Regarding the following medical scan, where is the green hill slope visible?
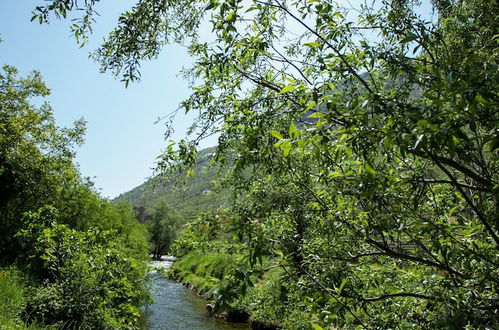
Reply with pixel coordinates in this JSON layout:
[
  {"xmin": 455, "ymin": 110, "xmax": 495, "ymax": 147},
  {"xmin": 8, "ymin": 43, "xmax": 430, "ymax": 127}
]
[{"xmin": 113, "ymin": 147, "xmax": 230, "ymax": 222}]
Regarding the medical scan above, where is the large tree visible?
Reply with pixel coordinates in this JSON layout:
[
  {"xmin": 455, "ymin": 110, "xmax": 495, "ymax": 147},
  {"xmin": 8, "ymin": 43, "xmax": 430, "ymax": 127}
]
[
  {"xmin": 35, "ymin": 0, "xmax": 498, "ymax": 327},
  {"xmin": 0, "ymin": 65, "xmax": 85, "ymax": 264},
  {"xmin": 148, "ymin": 200, "xmax": 179, "ymax": 260},
  {"xmin": 0, "ymin": 64, "xmax": 151, "ymax": 328}
]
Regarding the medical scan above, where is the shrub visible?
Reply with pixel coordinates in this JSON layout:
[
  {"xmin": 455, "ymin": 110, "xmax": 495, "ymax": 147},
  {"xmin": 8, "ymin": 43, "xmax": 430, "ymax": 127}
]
[{"xmin": 17, "ymin": 206, "xmax": 151, "ymax": 329}]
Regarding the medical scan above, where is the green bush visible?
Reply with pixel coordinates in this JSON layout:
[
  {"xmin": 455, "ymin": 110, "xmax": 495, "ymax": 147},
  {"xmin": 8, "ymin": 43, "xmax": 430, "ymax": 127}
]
[{"xmin": 17, "ymin": 206, "xmax": 150, "ymax": 329}]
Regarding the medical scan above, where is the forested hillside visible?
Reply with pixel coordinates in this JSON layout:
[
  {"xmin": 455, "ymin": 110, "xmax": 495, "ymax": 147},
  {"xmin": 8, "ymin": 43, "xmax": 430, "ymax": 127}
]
[{"xmin": 114, "ymin": 146, "xmax": 231, "ymax": 221}]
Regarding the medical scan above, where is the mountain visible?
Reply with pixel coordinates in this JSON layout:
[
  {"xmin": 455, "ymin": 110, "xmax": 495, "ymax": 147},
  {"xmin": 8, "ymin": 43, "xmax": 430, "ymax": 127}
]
[{"xmin": 113, "ymin": 147, "xmax": 231, "ymax": 222}]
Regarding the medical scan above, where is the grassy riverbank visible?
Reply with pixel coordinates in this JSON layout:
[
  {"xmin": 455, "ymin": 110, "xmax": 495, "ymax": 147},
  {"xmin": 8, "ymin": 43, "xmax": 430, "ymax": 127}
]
[
  {"xmin": 167, "ymin": 252, "xmax": 287, "ymax": 329},
  {"xmin": 167, "ymin": 211, "xmax": 319, "ymax": 329}
]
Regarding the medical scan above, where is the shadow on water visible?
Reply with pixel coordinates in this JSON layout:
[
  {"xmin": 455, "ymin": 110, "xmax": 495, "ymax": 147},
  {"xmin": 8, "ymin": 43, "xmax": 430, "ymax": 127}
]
[{"xmin": 144, "ymin": 260, "xmax": 250, "ymax": 330}]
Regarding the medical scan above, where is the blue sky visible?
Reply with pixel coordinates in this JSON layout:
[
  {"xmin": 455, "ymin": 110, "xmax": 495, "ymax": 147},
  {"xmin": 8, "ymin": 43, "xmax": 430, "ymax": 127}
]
[{"xmin": 0, "ymin": 2, "xmax": 214, "ymax": 198}]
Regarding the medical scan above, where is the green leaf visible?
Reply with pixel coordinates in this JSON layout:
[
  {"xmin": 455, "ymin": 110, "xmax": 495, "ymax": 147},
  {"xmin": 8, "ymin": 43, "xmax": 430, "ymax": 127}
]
[
  {"xmin": 306, "ymin": 101, "xmax": 316, "ymax": 111},
  {"xmin": 60, "ymin": 6, "xmax": 67, "ymax": 18},
  {"xmin": 205, "ymin": 0, "xmax": 218, "ymax": 11},
  {"xmin": 280, "ymin": 140, "xmax": 292, "ymax": 157},
  {"xmin": 364, "ymin": 162, "xmax": 376, "ymax": 177},
  {"xmin": 400, "ymin": 34, "xmax": 418, "ymax": 43},
  {"xmin": 492, "ymin": 184, "xmax": 499, "ymax": 198},
  {"xmin": 338, "ymin": 134, "xmax": 349, "ymax": 142},
  {"xmin": 289, "ymin": 121, "xmax": 299, "ymax": 138},
  {"xmin": 279, "ymin": 85, "xmax": 295, "ymax": 94},
  {"xmin": 338, "ymin": 278, "xmax": 347, "ymax": 293},
  {"xmin": 328, "ymin": 172, "xmax": 344, "ymax": 178},
  {"xmin": 308, "ymin": 112, "xmax": 324, "ymax": 118},
  {"xmin": 447, "ymin": 206, "xmax": 460, "ymax": 217},
  {"xmin": 270, "ymin": 131, "xmax": 283, "ymax": 140},
  {"xmin": 312, "ymin": 324, "xmax": 325, "ymax": 330},
  {"xmin": 476, "ymin": 93, "xmax": 489, "ymax": 105},
  {"xmin": 226, "ymin": 11, "xmax": 237, "ymax": 23},
  {"xmin": 304, "ymin": 41, "xmax": 320, "ymax": 48}
]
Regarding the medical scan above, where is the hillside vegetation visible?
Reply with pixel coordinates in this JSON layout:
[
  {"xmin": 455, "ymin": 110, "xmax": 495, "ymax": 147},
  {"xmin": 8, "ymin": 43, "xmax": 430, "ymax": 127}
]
[{"xmin": 114, "ymin": 147, "xmax": 231, "ymax": 222}]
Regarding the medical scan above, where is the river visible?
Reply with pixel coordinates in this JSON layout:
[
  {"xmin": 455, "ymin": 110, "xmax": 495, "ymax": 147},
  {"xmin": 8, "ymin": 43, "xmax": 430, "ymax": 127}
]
[{"xmin": 144, "ymin": 259, "xmax": 251, "ymax": 330}]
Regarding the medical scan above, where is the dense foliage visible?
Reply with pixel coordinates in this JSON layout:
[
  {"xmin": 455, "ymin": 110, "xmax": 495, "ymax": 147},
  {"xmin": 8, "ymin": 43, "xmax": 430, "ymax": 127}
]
[
  {"xmin": 0, "ymin": 65, "xmax": 150, "ymax": 328},
  {"xmin": 148, "ymin": 201, "xmax": 180, "ymax": 259},
  {"xmin": 18, "ymin": 206, "xmax": 150, "ymax": 328},
  {"xmin": 0, "ymin": 267, "xmax": 55, "ymax": 329},
  {"xmin": 0, "ymin": 65, "xmax": 84, "ymax": 264},
  {"xmin": 36, "ymin": 0, "xmax": 498, "ymax": 328}
]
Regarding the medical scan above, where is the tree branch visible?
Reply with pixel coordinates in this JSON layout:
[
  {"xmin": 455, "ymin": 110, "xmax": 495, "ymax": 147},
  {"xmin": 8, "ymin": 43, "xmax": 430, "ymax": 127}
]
[
  {"xmin": 410, "ymin": 150, "xmax": 493, "ymax": 189},
  {"xmin": 417, "ymin": 179, "xmax": 491, "ymax": 192},
  {"xmin": 430, "ymin": 155, "xmax": 499, "ymax": 247},
  {"xmin": 362, "ymin": 292, "xmax": 437, "ymax": 302},
  {"xmin": 366, "ymin": 238, "xmax": 465, "ymax": 277}
]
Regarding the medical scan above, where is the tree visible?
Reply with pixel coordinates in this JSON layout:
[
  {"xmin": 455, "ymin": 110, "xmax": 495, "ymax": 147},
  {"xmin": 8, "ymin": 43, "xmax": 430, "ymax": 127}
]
[
  {"xmin": 148, "ymin": 201, "xmax": 179, "ymax": 260},
  {"xmin": 0, "ymin": 65, "xmax": 85, "ymax": 264},
  {"xmin": 34, "ymin": 0, "xmax": 498, "ymax": 327},
  {"xmin": 0, "ymin": 64, "xmax": 151, "ymax": 328}
]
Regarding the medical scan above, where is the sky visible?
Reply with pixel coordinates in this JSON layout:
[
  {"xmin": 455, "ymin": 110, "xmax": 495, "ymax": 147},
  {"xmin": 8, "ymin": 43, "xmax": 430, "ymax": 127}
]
[{"xmin": 0, "ymin": 1, "xmax": 215, "ymax": 199}]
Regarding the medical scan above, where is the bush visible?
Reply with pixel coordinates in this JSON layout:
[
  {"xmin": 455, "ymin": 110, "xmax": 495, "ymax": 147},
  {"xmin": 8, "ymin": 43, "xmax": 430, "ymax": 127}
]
[{"xmin": 17, "ymin": 206, "xmax": 151, "ymax": 329}]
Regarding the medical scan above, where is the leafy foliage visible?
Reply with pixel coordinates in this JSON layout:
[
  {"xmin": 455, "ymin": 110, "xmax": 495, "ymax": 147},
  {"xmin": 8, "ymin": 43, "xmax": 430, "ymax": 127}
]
[
  {"xmin": 35, "ymin": 0, "xmax": 498, "ymax": 327},
  {"xmin": 0, "ymin": 267, "xmax": 56, "ymax": 329},
  {"xmin": 0, "ymin": 64, "xmax": 150, "ymax": 328},
  {"xmin": 0, "ymin": 65, "xmax": 85, "ymax": 264},
  {"xmin": 17, "ymin": 206, "xmax": 150, "ymax": 329},
  {"xmin": 168, "ymin": 211, "xmax": 253, "ymax": 319},
  {"xmin": 148, "ymin": 201, "xmax": 180, "ymax": 259}
]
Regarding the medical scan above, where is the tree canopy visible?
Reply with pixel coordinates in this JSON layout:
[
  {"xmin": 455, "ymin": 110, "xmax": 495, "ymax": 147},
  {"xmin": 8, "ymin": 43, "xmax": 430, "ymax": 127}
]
[
  {"xmin": 34, "ymin": 0, "xmax": 498, "ymax": 327},
  {"xmin": 0, "ymin": 65, "xmax": 85, "ymax": 263},
  {"xmin": 148, "ymin": 200, "xmax": 180, "ymax": 259},
  {"xmin": 0, "ymin": 64, "xmax": 150, "ymax": 328}
]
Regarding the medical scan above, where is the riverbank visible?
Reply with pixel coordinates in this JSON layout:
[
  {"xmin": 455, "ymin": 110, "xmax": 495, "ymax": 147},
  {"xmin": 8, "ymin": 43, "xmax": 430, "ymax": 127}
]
[
  {"xmin": 166, "ymin": 252, "xmax": 283, "ymax": 330},
  {"xmin": 147, "ymin": 258, "xmax": 250, "ymax": 329},
  {"xmin": 166, "ymin": 211, "xmax": 326, "ymax": 329}
]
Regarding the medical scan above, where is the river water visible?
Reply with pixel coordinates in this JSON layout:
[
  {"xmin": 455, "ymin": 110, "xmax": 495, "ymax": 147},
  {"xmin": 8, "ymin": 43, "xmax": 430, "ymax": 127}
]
[{"xmin": 144, "ymin": 259, "xmax": 250, "ymax": 330}]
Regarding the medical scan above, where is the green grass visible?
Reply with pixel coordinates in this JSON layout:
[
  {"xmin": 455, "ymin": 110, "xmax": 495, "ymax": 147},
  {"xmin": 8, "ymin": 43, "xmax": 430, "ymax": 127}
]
[
  {"xmin": 0, "ymin": 267, "xmax": 57, "ymax": 330},
  {"xmin": 168, "ymin": 252, "xmax": 236, "ymax": 297},
  {"xmin": 0, "ymin": 267, "xmax": 25, "ymax": 328}
]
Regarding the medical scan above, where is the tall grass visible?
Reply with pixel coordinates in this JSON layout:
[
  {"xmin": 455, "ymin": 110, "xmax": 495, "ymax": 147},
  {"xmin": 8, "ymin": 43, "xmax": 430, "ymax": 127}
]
[
  {"xmin": 0, "ymin": 267, "xmax": 57, "ymax": 330},
  {"xmin": 169, "ymin": 252, "xmax": 236, "ymax": 296}
]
